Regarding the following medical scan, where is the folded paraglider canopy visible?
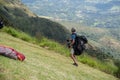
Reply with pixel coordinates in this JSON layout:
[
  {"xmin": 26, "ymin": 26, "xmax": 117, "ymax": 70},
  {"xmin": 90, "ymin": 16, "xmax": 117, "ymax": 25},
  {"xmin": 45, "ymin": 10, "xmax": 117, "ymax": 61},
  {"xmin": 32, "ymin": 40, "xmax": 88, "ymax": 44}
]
[{"xmin": 0, "ymin": 45, "xmax": 25, "ymax": 61}]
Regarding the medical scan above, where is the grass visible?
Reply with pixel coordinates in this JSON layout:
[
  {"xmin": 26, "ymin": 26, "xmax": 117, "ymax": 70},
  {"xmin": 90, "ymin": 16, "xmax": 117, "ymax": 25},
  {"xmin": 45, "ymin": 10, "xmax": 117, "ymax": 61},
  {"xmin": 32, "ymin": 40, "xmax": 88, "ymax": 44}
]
[
  {"xmin": 2, "ymin": 27, "xmax": 70, "ymax": 56},
  {"xmin": 39, "ymin": 38, "xmax": 69, "ymax": 56},
  {"xmin": 3, "ymin": 27, "xmax": 37, "ymax": 43},
  {"xmin": 0, "ymin": 30, "xmax": 119, "ymax": 80},
  {"xmin": 78, "ymin": 54, "xmax": 118, "ymax": 74},
  {"xmin": 0, "ymin": 27, "xmax": 119, "ymax": 79}
]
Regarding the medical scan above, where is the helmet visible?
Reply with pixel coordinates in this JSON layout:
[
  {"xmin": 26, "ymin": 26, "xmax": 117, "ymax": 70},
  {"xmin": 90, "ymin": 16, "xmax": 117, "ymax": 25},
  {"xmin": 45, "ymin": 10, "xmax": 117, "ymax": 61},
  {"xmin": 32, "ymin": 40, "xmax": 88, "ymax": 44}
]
[{"xmin": 71, "ymin": 28, "xmax": 76, "ymax": 32}]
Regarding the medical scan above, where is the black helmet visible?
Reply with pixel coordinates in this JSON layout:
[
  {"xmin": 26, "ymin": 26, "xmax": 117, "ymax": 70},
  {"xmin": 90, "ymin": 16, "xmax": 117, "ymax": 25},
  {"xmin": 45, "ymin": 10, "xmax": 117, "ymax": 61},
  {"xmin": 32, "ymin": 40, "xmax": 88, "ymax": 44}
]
[{"xmin": 71, "ymin": 28, "xmax": 76, "ymax": 32}]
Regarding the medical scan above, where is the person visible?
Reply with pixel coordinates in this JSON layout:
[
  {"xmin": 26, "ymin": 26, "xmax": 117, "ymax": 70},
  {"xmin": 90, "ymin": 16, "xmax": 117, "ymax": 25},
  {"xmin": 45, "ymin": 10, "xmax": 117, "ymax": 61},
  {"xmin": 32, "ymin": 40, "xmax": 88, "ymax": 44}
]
[
  {"xmin": 0, "ymin": 19, "xmax": 4, "ymax": 29},
  {"xmin": 70, "ymin": 28, "xmax": 78, "ymax": 66}
]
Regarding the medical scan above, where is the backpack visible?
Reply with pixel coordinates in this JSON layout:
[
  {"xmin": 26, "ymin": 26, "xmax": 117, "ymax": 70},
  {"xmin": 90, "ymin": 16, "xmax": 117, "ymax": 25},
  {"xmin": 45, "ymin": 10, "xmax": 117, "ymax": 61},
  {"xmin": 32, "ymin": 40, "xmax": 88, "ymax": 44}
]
[{"xmin": 73, "ymin": 35, "xmax": 88, "ymax": 55}]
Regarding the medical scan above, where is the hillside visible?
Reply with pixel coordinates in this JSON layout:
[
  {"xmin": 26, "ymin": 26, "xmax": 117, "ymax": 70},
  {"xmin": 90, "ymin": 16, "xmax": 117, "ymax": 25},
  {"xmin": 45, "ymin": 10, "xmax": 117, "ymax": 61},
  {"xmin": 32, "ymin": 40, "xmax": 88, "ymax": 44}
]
[
  {"xmin": 0, "ymin": 0, "xmax": 69, "ymax": 43},
  {"xmin": 0, "ymin": 30, "xmax": 118, "ymax": 80},
  {"xmin": 21, "ymin": 0, "xmax": 120, "ymax": 61}
]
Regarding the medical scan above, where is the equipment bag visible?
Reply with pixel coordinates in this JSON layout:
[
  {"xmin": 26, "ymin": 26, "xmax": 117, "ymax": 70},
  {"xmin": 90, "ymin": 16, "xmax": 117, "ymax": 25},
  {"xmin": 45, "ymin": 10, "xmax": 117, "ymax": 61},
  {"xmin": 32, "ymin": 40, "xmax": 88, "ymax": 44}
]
[
  {"xmin": 0, "ymin": 46, "xmax": 25, "ymax": 61},
  {"xmin": 73, "ymin": 35, "xmax": 88, "ymax": 55}
]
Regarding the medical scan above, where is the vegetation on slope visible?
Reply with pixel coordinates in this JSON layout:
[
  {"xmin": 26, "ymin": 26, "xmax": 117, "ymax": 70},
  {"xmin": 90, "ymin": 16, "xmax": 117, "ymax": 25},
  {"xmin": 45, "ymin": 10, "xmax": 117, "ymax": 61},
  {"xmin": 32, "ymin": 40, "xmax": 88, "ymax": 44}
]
[
  {"xmin": 59, "ymin": 21, "xmax": 120, "ymax": 78},
  {"xmin": 0, "ymin": 27, "xmax": 119, "ymax": 80},
  {"xmin": 0, "ymin": 26, "xmax": 119, "ymax": 78},
  {"xmin": 0, "ymin": 0, "xmax": 119, "ymax": 79}
]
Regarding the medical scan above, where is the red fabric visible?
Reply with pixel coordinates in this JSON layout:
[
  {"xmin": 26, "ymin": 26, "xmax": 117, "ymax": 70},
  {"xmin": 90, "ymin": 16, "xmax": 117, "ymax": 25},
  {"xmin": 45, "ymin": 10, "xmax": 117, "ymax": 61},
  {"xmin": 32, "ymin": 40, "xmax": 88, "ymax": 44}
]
[
  {"xmin": 17, "ymin": 53, "xmax": 25, "ymax": 61},
  {"xmin": 0, "ymin": 45, "xmax": 25, "ymax": 61},
  {"xmin": 10, "ymin": 49, "xmax": 25, "ymax": 61}
]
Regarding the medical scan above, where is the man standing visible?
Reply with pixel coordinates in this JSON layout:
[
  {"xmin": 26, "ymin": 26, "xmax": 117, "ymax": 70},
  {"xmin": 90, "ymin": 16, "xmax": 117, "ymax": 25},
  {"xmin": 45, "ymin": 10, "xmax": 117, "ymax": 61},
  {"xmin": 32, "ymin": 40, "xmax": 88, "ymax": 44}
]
[
  {"xmin": 70, "ymin": 28, "xmax": 78, "ymax": 66},
  {"xmin": 0, "ymin": 19, "xmax": 4, "ymax": 29}
]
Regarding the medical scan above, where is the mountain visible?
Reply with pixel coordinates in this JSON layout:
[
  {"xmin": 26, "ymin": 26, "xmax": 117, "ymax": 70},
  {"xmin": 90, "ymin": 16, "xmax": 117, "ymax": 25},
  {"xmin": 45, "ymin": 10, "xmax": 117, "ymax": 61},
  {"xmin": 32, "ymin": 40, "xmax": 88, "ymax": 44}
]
[
  {"xmin": 0, "ymin": 0, "xmax": 69, "ymax": 43},
  {"xmin": 22, "ymin": 0, "xmax": 120, "ymax": 28}
]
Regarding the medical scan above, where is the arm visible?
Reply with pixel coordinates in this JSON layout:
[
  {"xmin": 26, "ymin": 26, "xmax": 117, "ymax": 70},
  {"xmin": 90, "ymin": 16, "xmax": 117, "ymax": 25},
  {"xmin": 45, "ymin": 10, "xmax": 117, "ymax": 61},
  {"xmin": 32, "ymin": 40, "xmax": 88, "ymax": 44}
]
[
  {"xmin": 70, "ymin": 34, "xmax": 76, "ymax": 48},
  {"xmin": 71, "ymin": 39, "xmax": 75, "ymax": 46}
]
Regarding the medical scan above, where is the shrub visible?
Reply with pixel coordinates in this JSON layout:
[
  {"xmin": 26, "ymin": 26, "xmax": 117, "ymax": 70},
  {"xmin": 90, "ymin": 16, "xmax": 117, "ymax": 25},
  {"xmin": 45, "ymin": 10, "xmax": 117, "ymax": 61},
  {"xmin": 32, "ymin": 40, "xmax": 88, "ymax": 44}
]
[
  {"xmin": 2, "ymin": 27, "xmax": 37, "ymax": 43},
  {"xmin": 78, "ymin": 54, "xmax": 118, "ymax": 75}
]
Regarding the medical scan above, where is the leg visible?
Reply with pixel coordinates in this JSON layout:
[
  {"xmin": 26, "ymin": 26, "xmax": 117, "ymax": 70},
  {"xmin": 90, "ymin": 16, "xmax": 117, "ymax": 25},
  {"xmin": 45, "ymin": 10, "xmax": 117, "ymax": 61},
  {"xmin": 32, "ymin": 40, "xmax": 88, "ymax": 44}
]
[
  {"xmin": 70, "ymin": 54, "xmax": 77, "ymax": 63},
  {"xmin": 70, "ymin": 48, "xmax": 78, "ymax": 66}
]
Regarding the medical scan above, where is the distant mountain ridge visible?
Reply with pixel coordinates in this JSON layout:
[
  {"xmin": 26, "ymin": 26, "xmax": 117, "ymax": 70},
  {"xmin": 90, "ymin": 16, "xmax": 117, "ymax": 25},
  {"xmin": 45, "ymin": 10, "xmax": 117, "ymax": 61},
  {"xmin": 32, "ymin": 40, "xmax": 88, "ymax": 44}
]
[{"xmin": 22, "ymin": 0, "xmax": 120, "ymax": 28}]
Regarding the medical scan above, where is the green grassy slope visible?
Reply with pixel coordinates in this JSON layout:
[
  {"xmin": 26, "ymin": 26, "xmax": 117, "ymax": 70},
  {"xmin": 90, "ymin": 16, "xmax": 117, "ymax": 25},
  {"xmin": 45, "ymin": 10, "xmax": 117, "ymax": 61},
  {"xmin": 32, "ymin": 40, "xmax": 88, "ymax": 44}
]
[{"xmin": 0, "ymin": 32, "xmax": 118, "ymax": 80}]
